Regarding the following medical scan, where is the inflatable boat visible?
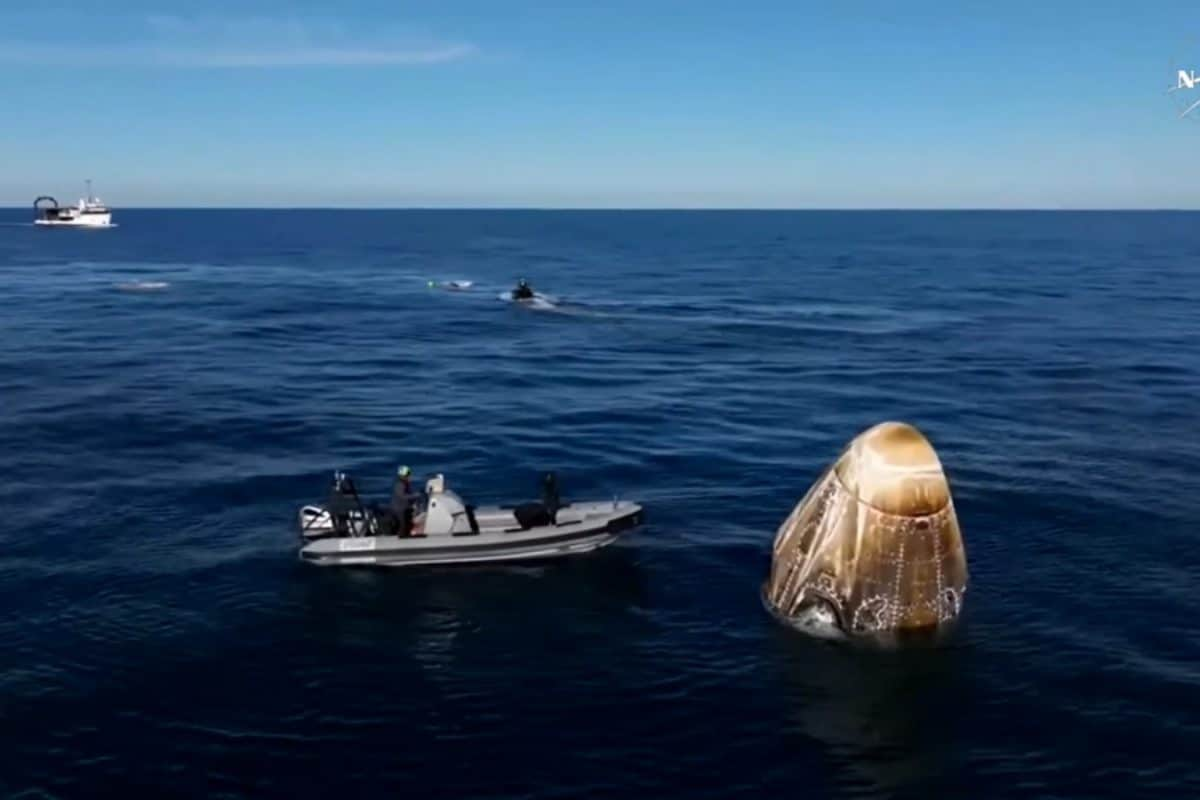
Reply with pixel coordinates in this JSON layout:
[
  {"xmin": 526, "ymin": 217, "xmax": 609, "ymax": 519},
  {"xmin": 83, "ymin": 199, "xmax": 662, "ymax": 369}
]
[{"xmin": 297, "ymin": 471, "xmax": 643, "ymax": 567}]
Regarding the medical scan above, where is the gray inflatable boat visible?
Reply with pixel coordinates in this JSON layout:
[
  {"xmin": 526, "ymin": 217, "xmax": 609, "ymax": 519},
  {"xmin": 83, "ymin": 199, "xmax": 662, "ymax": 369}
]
[{"xmin": 297, "ymin": 471, "xmax": 643, "ymax": 567}]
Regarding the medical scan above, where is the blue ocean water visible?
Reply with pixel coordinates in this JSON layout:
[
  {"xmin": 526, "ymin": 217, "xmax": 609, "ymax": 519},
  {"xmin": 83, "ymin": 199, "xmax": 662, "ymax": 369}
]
[{"xmin": 0, "ymin": 209, "xmax": 1197, "ymax": 798}]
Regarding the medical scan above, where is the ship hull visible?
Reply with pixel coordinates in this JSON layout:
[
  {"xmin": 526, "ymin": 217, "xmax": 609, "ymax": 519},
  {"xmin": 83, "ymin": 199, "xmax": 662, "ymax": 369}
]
[{"xmin": 35, "ymin": 213, "xmax": 113, "ymax": 228}]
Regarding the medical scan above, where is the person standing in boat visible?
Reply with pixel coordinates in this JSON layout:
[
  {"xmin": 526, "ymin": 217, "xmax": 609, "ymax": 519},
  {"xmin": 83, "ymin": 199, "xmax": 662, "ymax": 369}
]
[{"xmin": 391, "ymin": 465, "xmax": 419, "ymax": 536}]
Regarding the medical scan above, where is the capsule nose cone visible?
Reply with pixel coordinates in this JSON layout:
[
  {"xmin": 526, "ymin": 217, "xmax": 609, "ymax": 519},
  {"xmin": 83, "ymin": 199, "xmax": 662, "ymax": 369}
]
[
  {"xmin": 833, "ymin": 421, "xmax": 950, "ymax": 516},
  {"xmin": 765, "ymin": 421, "xmax": 967, "ymax": 643}
]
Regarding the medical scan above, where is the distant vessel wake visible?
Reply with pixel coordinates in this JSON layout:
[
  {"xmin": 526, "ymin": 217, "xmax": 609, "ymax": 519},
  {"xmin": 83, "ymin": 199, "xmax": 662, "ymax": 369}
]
[
  {"xmin": 115, "ymin": 280, "xmax": 170, "ymax": 292},
  {"xmin": 499, "ymin": 290, "xmax": 560, "ymax": 311}
]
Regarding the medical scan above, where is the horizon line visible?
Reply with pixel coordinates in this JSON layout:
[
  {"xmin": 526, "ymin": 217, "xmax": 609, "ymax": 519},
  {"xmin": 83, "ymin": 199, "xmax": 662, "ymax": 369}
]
[{"xmin": 3, "ymin": 205, "xmax": 1200, "ymax": 213}]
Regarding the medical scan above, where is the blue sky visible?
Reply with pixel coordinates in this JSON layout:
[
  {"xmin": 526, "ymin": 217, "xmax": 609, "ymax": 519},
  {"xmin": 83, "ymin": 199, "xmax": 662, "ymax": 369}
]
[{"xmin": 1, "ymin": 1, "xmax": 1197, "ymax": 207}]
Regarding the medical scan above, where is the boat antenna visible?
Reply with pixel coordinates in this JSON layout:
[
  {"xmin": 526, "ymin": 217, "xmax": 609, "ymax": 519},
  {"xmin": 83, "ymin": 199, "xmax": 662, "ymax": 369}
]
[{"xmin": 86, "ymin": 179, "xmax": 93, "ymax": 202}]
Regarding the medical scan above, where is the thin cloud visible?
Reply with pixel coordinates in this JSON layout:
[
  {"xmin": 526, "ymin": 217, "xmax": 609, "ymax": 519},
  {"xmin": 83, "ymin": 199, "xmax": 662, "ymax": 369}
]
[
  {"xmin": 0, "ymin": 42, "xmax": 476, "ymax": 67},
  {"xmin": 181, "ymin": 44, "xmax": 476, "ymax": 67},
  {"xmin": 0, "ymin": 15, "xmax": 477, "ymax": 68}
]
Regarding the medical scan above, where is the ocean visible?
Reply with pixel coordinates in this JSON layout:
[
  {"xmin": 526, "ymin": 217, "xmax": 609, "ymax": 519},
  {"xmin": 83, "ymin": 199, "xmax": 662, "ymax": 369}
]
[{"xmin": 0, "ymin": 209, "xmax": 1197, "ymax": 798}]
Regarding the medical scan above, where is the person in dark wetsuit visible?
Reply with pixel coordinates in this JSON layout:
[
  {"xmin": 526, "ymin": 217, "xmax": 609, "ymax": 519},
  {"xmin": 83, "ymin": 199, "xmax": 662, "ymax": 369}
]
[
  {"xmin": 391, "ymin": 465, "xmax": 418, "ymax": 536},
  {"xmin": 327, "ymin": 472, "xmax": 359, "ymax": 535},
  {"xmin": 511, "ymin": 279, "xmax": 535, "ymax": 300},
  {"xmin": 542, "ymin": 472, "xmax": 561, "ymax": 521}
]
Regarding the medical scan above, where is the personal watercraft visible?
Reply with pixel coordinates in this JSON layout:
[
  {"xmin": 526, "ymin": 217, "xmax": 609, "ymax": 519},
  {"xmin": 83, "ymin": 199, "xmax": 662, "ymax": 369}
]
[{"xmin": 511, "ymin": 279, "xmax": 535, "ymax": 301}]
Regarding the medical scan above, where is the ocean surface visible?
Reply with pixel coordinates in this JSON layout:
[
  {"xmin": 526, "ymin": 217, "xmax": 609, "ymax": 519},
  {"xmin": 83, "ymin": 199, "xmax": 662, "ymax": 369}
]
[{"xmin": 0, "ymin": 209, "xmax": 1197, "ymax": 798}]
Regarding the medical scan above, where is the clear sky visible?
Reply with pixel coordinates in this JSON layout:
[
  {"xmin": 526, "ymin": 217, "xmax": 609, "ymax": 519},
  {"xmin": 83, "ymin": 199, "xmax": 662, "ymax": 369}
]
[{"xmin": 1, "ymin": 1, "xmax": 1197, "ymax": 208}]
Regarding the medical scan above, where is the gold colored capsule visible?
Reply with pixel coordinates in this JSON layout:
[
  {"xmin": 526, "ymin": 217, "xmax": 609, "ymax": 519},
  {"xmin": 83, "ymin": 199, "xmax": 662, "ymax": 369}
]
[{"xmin": 763, "ymin": 422, "xmax": 968, "ymax": 643}]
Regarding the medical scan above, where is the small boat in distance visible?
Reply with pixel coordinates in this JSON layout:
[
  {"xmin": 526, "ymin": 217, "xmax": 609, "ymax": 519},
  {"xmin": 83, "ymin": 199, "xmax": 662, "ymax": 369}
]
[{"xmin": 34, "ymin": 181, "xmax": 113, "ymax": 228}]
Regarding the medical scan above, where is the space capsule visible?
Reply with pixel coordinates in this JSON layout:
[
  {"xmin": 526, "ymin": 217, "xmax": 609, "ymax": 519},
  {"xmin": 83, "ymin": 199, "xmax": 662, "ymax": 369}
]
[{"xmin": 763, "ymin": 421, "xmax": 967, "ymax": 643}]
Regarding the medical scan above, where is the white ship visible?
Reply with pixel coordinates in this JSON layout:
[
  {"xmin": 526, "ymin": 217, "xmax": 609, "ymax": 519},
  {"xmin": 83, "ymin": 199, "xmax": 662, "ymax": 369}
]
[{"xmin": 34, "ymin": 181, "xmax": 113, "ymax": 228}]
